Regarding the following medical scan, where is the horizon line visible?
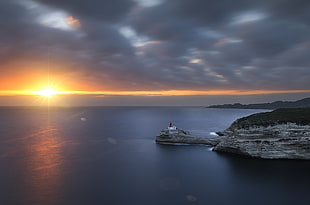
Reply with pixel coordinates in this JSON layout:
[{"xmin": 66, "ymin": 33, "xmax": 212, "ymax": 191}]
[{"xmin": 0, "ymin": 89, "xmax": 309, "ymax": 97}]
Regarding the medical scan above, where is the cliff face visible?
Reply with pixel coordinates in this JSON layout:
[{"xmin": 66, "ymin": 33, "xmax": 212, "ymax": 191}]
[
  {"xmin": 214, "ymin": 108, "xmax": 310, "ymax": 159},
  {"xmin": 213, "ymin": 123, "xmax": 310, "ymax": 159}
]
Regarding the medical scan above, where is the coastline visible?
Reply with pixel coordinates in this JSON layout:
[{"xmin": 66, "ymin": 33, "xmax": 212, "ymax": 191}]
[{"xmin": 156, "ymin": 108, "xmax": 310, "ymax": 160}]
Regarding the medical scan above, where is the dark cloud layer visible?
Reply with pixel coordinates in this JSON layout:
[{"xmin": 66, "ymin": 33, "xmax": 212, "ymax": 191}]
[
  {"xmin": 35, "ymin": 0, "xmax": 135, "ymax": 21},
  {"xmin": 1, "ymin": 0, "xmax": 310, "ymax": 92}
]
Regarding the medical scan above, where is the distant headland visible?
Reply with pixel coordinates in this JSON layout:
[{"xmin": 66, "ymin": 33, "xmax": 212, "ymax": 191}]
[{"xmin": 207, "ymin": 97, "xmax": 310, "ymax": 109}]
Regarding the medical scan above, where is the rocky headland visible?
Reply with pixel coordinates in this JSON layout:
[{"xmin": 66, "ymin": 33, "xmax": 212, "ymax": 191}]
[
  {"xmin": 156, "ymin": 108, "xmax": 310, "ymax": 160},
  {"xmin": 156, "ymin": 128, "xmax": 223, "ymax": 146}
]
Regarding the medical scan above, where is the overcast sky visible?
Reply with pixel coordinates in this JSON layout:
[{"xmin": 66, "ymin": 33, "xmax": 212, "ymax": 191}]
[{"xmin": 0, "ymin": 0, "xmax": 309, "ymax": 105}]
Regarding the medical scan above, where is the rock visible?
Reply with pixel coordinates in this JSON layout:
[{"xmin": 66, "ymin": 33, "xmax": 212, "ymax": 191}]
[
  {"xmin": 156, "ymin": 108, "xmax": 310, "ymax": 160},
  {"xmin": 215, "ymin": 132, "xmax": 225, "ymax": 136},
  {"xmin": 156, "ymin": 128, "xmax": 222, "ymax": 146},
  {"xmin": 213, "ymin": 123, "xmax": 310, "ymax": 159},
  {"xmin": 213, "ymin": 108, "xmax": 310, "ymax": 159}
]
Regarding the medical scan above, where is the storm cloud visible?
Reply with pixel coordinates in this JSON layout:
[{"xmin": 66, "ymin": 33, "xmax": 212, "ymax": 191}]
[{"xmin": 1, "ymin": 0, "xmax": 310, "ymax": 92}]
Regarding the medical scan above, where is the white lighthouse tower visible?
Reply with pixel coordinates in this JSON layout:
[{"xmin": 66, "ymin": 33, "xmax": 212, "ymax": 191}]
[{"xmin": 168, "ymin": 122, "xmax": 178, "ymax": 134}]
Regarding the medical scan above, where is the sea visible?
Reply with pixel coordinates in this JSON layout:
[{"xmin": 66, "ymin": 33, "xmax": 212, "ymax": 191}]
[{"xmin": 0, "ymin": 106, "xmax": 309, "ymax": 205}]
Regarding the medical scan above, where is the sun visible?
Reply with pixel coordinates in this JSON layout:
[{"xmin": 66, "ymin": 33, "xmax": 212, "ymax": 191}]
[{"xmin": 32, "ymin": 87, "xmax": 63, "ymax": 98}]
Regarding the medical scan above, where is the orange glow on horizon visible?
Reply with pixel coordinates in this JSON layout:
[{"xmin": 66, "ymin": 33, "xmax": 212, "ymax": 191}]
[
  {"xmin": 66, "ymin": 89, "xmax": 310, "ymax": 96},
  {"xmin": 0, "ymin": 89, "xmax": 309, "ymax": 97}
]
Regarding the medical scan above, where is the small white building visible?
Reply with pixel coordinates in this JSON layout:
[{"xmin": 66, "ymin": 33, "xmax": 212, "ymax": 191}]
[{"xmin": 168, "ymin": 125, "xmax": 178, "ymax": 134}]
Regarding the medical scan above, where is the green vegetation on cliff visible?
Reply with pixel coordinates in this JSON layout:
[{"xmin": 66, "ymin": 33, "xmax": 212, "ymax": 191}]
[{"xmin": 230, "ymin": 108, "xmax": 310, "ymax": 129}]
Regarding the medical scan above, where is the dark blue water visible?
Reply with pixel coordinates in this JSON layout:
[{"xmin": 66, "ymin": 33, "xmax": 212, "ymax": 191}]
[{"xmin": 0, "ymin": 107, "xmax": 309, "ymax": 205}]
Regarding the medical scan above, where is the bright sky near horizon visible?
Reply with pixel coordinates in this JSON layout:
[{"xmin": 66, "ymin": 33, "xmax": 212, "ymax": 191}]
[{"xmin": 0, "ymin": 0, "xmax": 309, "ymax": 106}]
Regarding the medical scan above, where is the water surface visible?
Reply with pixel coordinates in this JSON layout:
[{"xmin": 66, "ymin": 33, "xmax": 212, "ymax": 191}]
[{"xmin": 0, "ymin": 107, "xmax": 309, "ymax": 205}]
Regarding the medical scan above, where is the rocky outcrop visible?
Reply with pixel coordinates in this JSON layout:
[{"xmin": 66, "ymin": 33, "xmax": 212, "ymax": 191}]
[
  {"xmin": 156, "ymin": 128, "xmax": 223, "ymax": 146},
  {"xmin": 213, "ymin": 108, "xmax": 310, "ymax": 159},
  {"xmin": 214, "ymin": 123, "xmax": 310, "ymax": 159},
  {"xmin": 156, "ymin": 108, "xmax": 310, "ymax": 160}
]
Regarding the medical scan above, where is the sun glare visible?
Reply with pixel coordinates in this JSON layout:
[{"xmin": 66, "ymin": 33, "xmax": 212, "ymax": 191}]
[{"xmin": 32, "ymin": 88, "xmax": 63, "ymax": 97}]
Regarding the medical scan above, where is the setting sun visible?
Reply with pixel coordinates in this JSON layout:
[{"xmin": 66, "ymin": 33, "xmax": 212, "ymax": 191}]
[{"xmin": 32, "ymin": 88, "xmax": 64, "ymax": 98}]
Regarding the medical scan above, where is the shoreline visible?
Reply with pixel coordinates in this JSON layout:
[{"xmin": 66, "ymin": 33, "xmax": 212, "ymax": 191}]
[{"xmin": 156, "ymin": 108, "xmax": 310, "ymax": 160}]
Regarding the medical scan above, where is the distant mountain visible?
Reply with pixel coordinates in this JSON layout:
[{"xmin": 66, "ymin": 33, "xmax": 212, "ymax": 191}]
[{"xmin": 207, "ymin": 97, "xmax": 310, "ymax": 109}]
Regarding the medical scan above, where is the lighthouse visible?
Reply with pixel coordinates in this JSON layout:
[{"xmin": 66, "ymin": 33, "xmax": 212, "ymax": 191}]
[{"xmin": 168, "ymin": 122, "xmax": 178, "ymax": 134}]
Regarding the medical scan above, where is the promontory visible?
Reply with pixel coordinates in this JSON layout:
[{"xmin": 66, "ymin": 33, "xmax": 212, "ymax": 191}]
[{"xmin": 156, "ymin": 108, "xmax": 310, "ymax": 160}]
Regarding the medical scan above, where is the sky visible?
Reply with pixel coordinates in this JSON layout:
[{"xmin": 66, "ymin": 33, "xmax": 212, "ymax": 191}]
[{"xmin": 0, "ymin": 0, "xmax": 309, "ymax": 106}]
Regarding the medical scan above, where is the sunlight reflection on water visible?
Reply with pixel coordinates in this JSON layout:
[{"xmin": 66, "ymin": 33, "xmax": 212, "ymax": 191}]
[{"xmin": 21, "ymin": 124, "xmax": 65, "ymax": 204}]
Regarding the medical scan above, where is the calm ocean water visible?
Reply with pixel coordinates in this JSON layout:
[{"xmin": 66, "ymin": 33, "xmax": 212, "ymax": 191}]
[{"xmin": 0, "ymin": 107, "xmax": 309, "ymax": 205}]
